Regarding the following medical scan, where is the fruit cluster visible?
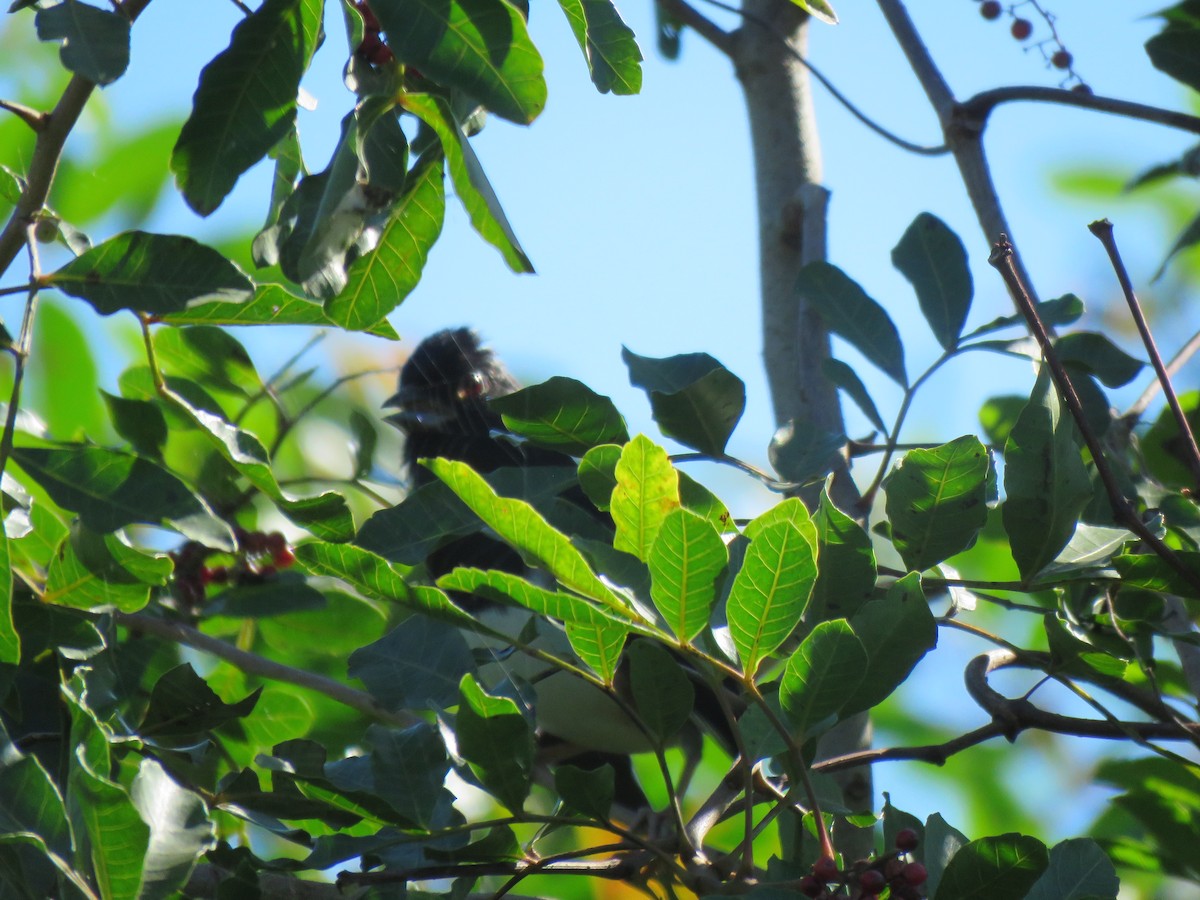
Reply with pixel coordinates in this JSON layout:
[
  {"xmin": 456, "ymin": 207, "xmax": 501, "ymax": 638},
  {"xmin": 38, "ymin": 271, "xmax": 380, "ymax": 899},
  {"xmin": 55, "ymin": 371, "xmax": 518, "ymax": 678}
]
[
  {"xmin": 354, "ymin": 0, "xmax": 394, "ymax": 66},
  {"xmin": 975, "ymin": 1, "xmax": 1090, "ymax": 93},
  {"xmin": 170, "ymin": 529, "xmax": 297, "ymax": 611},
  {"xmin": 798, "ymin": 830, "xmax": 928, "ymax": 899}
]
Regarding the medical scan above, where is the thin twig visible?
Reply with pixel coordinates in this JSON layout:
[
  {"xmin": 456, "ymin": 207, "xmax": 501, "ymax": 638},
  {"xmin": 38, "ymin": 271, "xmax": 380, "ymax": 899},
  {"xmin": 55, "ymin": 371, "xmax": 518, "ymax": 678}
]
[
  {"xmin": 669, "ymin": 451, "xmax": 802, "ymax": 492},
  {"xmin": 113, "ymin": 611, "xmax": 418, "ymax": 727},
  {"xmin": 656, "ymin": 0, "xmax": 734, "ymax": 55},
  {"xmin": 959, "ymin": 86, "xmax": 1200, "ymax": 137},
  {"xmin": 1090, "ymin": 218, "xmax": 1200, "ymax": 490},
  {"xmin": 0, "ymin": 224, "xmax": 43, "ymax": 481},
  {"xmin": 988, "ymin": 236, "xmax": 1200, "ymax": 595},
  {"xmin": 0, "ymin": 98, "xmax": 48, "ymax": 132},
  {"xmin": 0, "ymin": 282, "xmax": 35, "ymax": 299},
  {"xmin": 1126, "ymin": 329, "xmax": 1200, "ymax": 421}
]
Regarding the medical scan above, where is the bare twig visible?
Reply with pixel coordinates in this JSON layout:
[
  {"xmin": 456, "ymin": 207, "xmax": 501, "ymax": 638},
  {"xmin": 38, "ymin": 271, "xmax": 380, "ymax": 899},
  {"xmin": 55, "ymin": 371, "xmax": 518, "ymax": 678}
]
[
  {"xmin": 1090, "ymin": 218, "xmax": 1200, "ymax": 490},
  {"xmin": 112, "ymin": 612, "xmax": 418, "ymax": 727},
  {"xmin": 988, "ymin": 237, "xmax": 1200, "ymax": 595},
  {"xmin": 0, "ymin": 99, "xmax": 47, "ymax": 132},
  {"xmin": 959, "ymin": 87, "xmax": 1200, "ymax": 137},
  {"xmin": 656, "ymin": 0, "xmax": 735, "ymax": 56},
  {"xmin": 1125, "ymin": 328, "xmax": 1200, "ymax": 421}
]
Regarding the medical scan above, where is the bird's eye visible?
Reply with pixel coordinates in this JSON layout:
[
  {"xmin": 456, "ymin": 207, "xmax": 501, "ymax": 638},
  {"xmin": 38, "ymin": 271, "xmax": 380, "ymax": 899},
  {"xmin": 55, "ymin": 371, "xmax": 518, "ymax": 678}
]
[{"xmin": 457, "ymin": 371, "xmax": 486, "ymax": 400}]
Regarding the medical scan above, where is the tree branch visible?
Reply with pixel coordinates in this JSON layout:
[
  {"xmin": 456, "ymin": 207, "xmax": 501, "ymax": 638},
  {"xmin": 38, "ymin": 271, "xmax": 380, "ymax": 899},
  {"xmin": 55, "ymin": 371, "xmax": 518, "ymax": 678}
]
[
  {"xmin": 113, "ymin": 612, "xmax": 417, "ymax": 727},
  {"xmin": 959, "ymin": 86, "xmax": 1200, "ymax": 136},
  {"xmin": 657, "ymin": 0, "xmax": 735, "ymax": 56}
]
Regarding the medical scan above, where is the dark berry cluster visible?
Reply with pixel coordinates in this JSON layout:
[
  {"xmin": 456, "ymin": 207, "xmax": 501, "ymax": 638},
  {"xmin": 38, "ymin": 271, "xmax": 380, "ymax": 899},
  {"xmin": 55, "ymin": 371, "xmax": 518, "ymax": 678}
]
[
  {"xmin": 974, "ymin": 1, "xmax": 1091, "ymax": 94},
  {"xmin": 170, "ymin": 529, "xmax": 296, "ymax": 611},
  {"xmin": 354, "ymin": 0, "xmax": 394, "ymax": 66},
  {"xmin": 797, "ymin": 830, "xmax": 928, "ymax": 899}
]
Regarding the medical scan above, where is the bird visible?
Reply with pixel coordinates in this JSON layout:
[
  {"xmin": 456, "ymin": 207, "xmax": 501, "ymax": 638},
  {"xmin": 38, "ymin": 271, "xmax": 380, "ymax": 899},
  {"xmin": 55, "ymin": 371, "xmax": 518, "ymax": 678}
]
[{"xmin": 382, "ymin": 328, "xmax": 733, "ymax": 807}]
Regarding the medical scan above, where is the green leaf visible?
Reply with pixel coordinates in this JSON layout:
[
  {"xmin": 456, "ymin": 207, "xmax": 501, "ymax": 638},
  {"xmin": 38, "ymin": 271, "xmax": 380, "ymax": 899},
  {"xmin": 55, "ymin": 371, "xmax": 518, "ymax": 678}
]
[
  {"xmin": 883, "ymin": 435, "xmax": 990, "ymax": 572},
  {"xmin": 780, "ymin": 619, "xmax": 866, "ymax": 736},
  {"xmin": 424, "ymin": 458, "xmax": 633, "ymax": 618},
  {"xmin": 377, "ymin": 0, "xmax": 546, "ymax": 124},
  {"xmin": 163, "ymin": 283, "xmax": 399, "ymax": 339},
  {"xmin": 791, "ymin": 0, "xmax": 837, "ymax": 24},
  {"xmin": 349, "ymin": 617, "xmax": 474, "ymax": 711},
  {"xmin": 1113, "ymin": 552, "xmax": 1200, "ymax": 598},
  {"xmin": 11, "ymin": 444, "xmax": 234, "ymax": 548},
  {"xmin": 141, "ymin": 664, "xmax": 261, "ymax": 737},
  {"xmin": 622, "ymin": 347, "xmax": 746, "ymax": 455},
  {"xmin": 727, "ymin": 520, "xmax": 817, "ymax": 676},
  {"xmin": 805, "ymin": 486, "xmax": 876, "ymax": 626},
  {"xmin": 0, "ymin": 726, "xmax": 72, "ymax": 861},
  {"xmin": 611, "ymin": 434, "xmax": 680, "ymax": 561},
  {"xmin": 841, "ymin": 573, "xmax": 936, "ymax": 716},
  {"xmin": 744, "ymin": 497, "xmax": 818, "ymax": 550},
  {"xmin": 628, "ymin": 640, "xmax": 694, "ymax": 743},
  {"xmin": 68, "ymin": 762, "xmax": 149, "ymax": 899},
  {"xmin": 822, "ymin": 358, "xmax": 887, "ymax": 435},
  {"xmin": 1003, "ymin": 370, "xmax": 1092, "ymax": 579},
  {"xmin": 0, "ymin": 535, "xmax": 14, "ymax": 663},
  {"xmin": 457, "ymin": 675, "xmax": 534, "ymax": 811},
  {"xmin": 1147, "ymin": 22, "xmax": 1200, "ymax": 94},
  {"xmin": 978, "ymin": 395, "xmax": 1026, "ymax": 447},
  {"xmin": 556, "ymin": 0, "xmax": 643, "ymax": 94},
  {"xmin": 102, "ymin": 391, "xmax": 167, "ymax": 458},
  {"xmin": 1153, "ymin": 210, "xmax": 1200, "ymax": 280},
  {"xmin": 44, "ymin": 231, "xmax": 253, "ymax": 315},
  {"xmin": 490, "ymin": 377, "xmax": 629, "ymax": 455},
  {"xmin": 891, "ymin": 212, "xmax": 972, "ymax": 350},
  {"xmin": 925, "ymin": 813, "xmax": 969, "ymax": 897},
  {"xmin": 129, "ymin": 758, "xmax": 215, "ymax": 899},
  {"xmin": 796, "ymin": 261, "xmax": 907, "ymax": 386},
  {"xmin": 171, "ymin": 0, "xmax": 324, "ymax": 215},
  {"xmin": 647, "ymin": 507, "xmax": 727, "ymax": 642},
  {"xmin": 768, "ymin": 420, "xmax": 847, "ymax": 484},
  {"xmin": 554, "ymin": 764, "xmax": 613, "ymax": 820},
  {"xmin": 937, "ymin": 833, "xmax": 1050, "ymax": 900},
  {"xmin": 324, "ymin": 154, "xmax": 446, "ymax": 331},
  {"xmin": 1024, "ymin": 838, "xmax": 1119, "ymax": 900},
  {"xmin": 35, "ymin": 0, "xmax": 130, "ymax": 85},
  {"xmin": 1054, "ymin": 332, "xmax": 1144, "ymax": 388},
  {"xmin": 401, "ymin": 93, "xmax": 533, "ymax": 272},
  {"xmin": 161, "ymin": 388, "xmax": 353, "ymax": 542},
  {"xmin": 578, "ymin": 444, "xmax": 621, "ymax": 511},
  {"xmin": 45, "ymin": 525, "xmax": 171, "ymax": 612},
  {"xmin": 961, "ymin": 294, "xmax": 1084, "ymax": 341}
]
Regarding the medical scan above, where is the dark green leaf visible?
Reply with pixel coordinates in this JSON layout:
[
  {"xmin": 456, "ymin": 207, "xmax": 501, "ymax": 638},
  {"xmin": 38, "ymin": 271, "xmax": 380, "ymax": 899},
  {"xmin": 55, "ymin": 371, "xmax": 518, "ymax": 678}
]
[
  {"xmin": 962, "ymin": 294, "xmax": 1084, "ymax": 341},
  {"xmin": 727, "ymin": 520, "xmax": 817, "ymax": 676},
  {"xmin": 490, "ymin": 377, "xmax": 629, "ymax": 455},
  {"xmin": 1154, "ymin": 210, "xmax": 1200, "ymax": 281},
  {"xmin": 611, "ymin": 434, "xmax": 680, "ymax": 562},
  {"xmin": 171, "ymin": 0, "xmax": 324, "ymax": 215},
  {"xmin": 0, "ymin": 725, "xmax": 71, "ymax": 858},
  {"xmin": 805, "ymin": 486, "xmax": 876, "ymax": 626},
  {"xmin": 556, "ymin": 0, "xmax": 643, "ymax": 94},
  {"xmin": 883, "ymin": 435, "xmax": 990, "ymax": 572},
  {"xmin": 45, "ymin": 232, "xmax": 253, "ymax": 315},
  {"xmin": 401, "ymin": 93, "xmax": 533, "ymax": 272},
  {"xmin": 554, "ymin": 764, "xmax": 613, "ymax": 820},
  {"xmin": 377, "ymin": 0, "xmax": 546, "ymax": 124},
  {"xmin": 153, "ymin": 326, "xmax": 260, "ymax": 397},
  {"xmin": 457, "ymin": 675, "xmax": 533, "ymax": 811},
  {"xmin": 1054, "ymin": 332, "xmax": 1144, "ymax": 388},
  {"xmin": 324, "ymin": 154, "xmax": 446, "ymax": 330},
  {"xmin": 11, "ymin": 444, "xmax": 234, "ymax": 548},
  {"xmin": 0, "ymin": 536, "xmax": 14, "ymax": 664},
  {"xmin": 780, "ymin": 619, "xmax": 866, "ymax": 736},
  {"xmin": 768, "ymin": 420, "xmax": 847, "ymax": 484},
  {"xmin": 365, "ymin": 723, "xmax": 455, "ymax": 830},
  {"xmin": 891, "ymin": 212, "xmax": 972, "ymax": 350},
  {"xmin": 841, "ymin": 573, "xmax": 936, "ymax": 716},
  {"xmin": 349, "ymin": 616, "xmax": 473, "ymax": 711},
  {"xmin": 822, "ymin": 358, "xmax": 887, "ymax": 434},
  {"xmin": 102, "ymin": 391, "xmax": 167, "ymax": 458},
  {"xmin": 648, "ymin": 507, "xmax": 727, "ymax": 642},
  {"xmin": 628, "ymin": 640, "xmax": 694, "ymax": 743},
  {"xmin": 1003, "ymin": 370, "xmax": 1091, "ymax": 579},
  {"xmin": 925, "ymin": 813, "xmax": 969, "ymax": 897},
  {"xmin": 129, "ymin": 758, "xmax": 215, "ymax": 899},
  {"xmin": 796, "ymin": 261, "xmax": 907, "ymax": 385},
  {"xmin": 1113, "ymin": 552, "xmax": 1200, "ymax": 598},
  {"xmin": 1147, "ymin": 27, "xmax": 1200, "ymax": 95},
  {"xmin": 141, "ymin": 664, "xmax": 261, "ymax": 737},
  {"xmin": 937, "ymin": 833, "xmax": 1050, "ymax": 900},
  {"xmin": 35, "ymin": 0, "xmax": 130, "ymax": 85},
  {"xmin": 1024, "ymin": 838, "xmax": 1119, "ymax": 900},
  {"xmin": 622, "ymin": 347, "xmax": 746, "ymax": 455}
]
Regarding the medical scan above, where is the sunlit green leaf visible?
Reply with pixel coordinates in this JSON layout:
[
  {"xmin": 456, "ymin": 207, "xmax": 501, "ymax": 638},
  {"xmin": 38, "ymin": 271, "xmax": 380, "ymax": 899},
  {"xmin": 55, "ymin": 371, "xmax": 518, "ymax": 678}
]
[
  {"xmin": 647, "ymin": 507, "xmax": 726, "ymax": 642},
  {"xmin": 611, "ymin": 434, "xmax": 680, "ymax": 562},
  {"xmin": 556, "ymin": 0, "xmax": 643, "ymax": 94}
]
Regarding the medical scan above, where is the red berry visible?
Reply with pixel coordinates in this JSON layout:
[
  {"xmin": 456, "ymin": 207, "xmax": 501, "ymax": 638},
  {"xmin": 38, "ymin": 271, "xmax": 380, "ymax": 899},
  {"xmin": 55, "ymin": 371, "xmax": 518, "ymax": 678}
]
[
  {"xmin": 980, "ymin": 1, "xmax": 1002, "ymax": 20},
  {"xmin": 860, "ymin": 869, "xmax": 886, "ymax": 894},
  {"xmin": 902, "ymin": 862, "xmax": 928, "ymax": 886},
  {"xmin": 813, "ymin": 857, "xmax": 839, "ymax": 883},
  {"xmin": 1051, "ymin": 49, "xmax": 1073, "ymax": 69},
  {"xmin": 799, "ymin": 875, "xmax": 823, "ymax": 897},
  {"xmin": 274, "ymin": 546, "xmax": 296, "ymax": 568},
  {"xmin": 895, "ymin": 827, "xmax": 920, "ymax": 852},
  {"xmin": 1011, "ymin": 17, "xmax": 1032, "ymax": 39}
]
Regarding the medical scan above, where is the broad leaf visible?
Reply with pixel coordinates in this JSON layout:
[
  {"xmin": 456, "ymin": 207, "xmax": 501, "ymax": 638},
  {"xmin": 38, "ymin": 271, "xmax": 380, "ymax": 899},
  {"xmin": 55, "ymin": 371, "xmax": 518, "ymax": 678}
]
[
  {"xmin": 622, "ymin": 347, "xmax": 746, "ymax": 455},
  {"xmin": 822, "ymin": 358, "xmax": 887, "ymax": 435},
  {"xmin": 1054, "ymin": 332, "xmax": 1144, "ymax": 388},
  {"xmin": 1003, "ymin": 370, "xmax": 1092, "ymax": 579},
  {"xmin": 1024, "ymin": 837, "xmax": 1120, "ymax": 900},
  {"xmin": 796, "ymin": 261, "xmax": 907, "ymax": 385},
  {"xmin": 891, "ymin": 212, "xmax": 972, "ymax": 350},
  {"xmin": 648, "ymin": 507, "xmax": 727, "ymax": 642},
  {"xmin": 961, "ymin": 294, "xmax": 1083, "ymax": 341},
  {"xmin": 45, "ymin": 232, "xmax": 253, "ymax": 315},
  {"xmin": 349, "ymin": 617, "xmax": 474, "ymax": 711},
  {"xmin": 376, "ymin": 0, "xmax": 547, "ymax": 124},
  {"xmin": 627, "ymin": 640, "xmax": 694, "ymax": 744},
  {"xmin": 611, "ymin": 434, "xmax": 680, "ymax": 561},
  {"xmin": 805, "ymin": 486, "xmax": 876, "ymax": 626},
  {"xmin": 457, "ymin": 675, "xmax": 533, "ymax": 811},
  {"xmin": 35, "ymin": 0, "xmax": 130, "ymax": 85},
  {"xmin": 938, "ymin": 833, "xmax": 1050, "ymax": 900},
  {"xmin": 884, "ymin": 435, "xmax": 990, "ymax": 572},
  {"xmin": 779, "ymin": 619, "xmax": 866, "ymax": 736},
  {"xmin": 171, "ymin": 0, "xmax": 323, "ymax": 215},
  {"xmin": 490, "ymin": 377, "xmax": 629, "ymax": 455},
  {"xmin": 556, "ymin": 0, "xmax": 643, "ymax": 94},
  {"xmin": 164, "ymin": 284, "xmax": 399, "ymax": 339},
  {"xmin": 727, "ymin": 520, "xmax": 817, "ymax": 676},
  {"xmin": 578, "ymin": 444, "xmax": 621, "ymax": 511}
]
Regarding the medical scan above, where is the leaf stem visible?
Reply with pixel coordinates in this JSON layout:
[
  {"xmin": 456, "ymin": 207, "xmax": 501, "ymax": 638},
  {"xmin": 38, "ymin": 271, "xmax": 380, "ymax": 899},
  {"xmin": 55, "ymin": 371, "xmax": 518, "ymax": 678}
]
[{"xmin": 0, "ymin": 224, "xmax": 43, "ymax": 482}]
